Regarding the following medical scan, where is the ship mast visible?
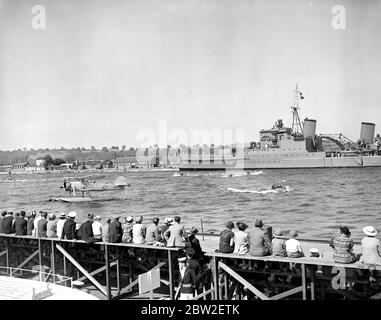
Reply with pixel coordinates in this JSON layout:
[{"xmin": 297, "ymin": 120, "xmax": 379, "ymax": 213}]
[{"xmin": 291, "ymin": 84, "xmax": 304, "ymax": 135}]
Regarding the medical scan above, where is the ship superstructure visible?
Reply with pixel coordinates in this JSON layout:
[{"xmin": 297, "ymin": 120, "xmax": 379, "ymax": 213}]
[{"xmin": 179, "ymin": 85, "xmax": 381, "ymax": 170}]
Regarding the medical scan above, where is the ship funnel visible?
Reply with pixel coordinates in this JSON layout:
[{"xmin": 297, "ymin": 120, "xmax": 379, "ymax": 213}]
[
  {"xmin": 360, "ymin": 122, "xmax": 375, "ymax": 144},
  {"xmin": 303, "ymin": 118, "xmax": 317, "ymax": 139}
]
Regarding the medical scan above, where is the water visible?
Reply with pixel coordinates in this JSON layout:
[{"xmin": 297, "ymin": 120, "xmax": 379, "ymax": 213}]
[{"xmin": 1, "ymin": 168, "xmax": 380, "ymax": 241}]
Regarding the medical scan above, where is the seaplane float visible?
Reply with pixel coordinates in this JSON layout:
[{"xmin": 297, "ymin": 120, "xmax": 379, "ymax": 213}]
[{"xmin": 49, "ymin": 175, "xmax": 129, "ymax": 202}]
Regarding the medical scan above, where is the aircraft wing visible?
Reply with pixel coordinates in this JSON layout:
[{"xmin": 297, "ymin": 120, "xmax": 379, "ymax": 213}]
[{"xmin": 64, "ymin": 175, "xmax": 106, "ymax": 181}]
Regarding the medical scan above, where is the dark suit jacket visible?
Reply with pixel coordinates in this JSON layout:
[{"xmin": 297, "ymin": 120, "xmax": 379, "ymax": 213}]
[
  {"xmin": 14, "ymin": 217, "xmax": 27, "ymax": 235},
  {"xmin": 109, "ymin": 220, "xmax": 122, "ymax": 243},
  {"xmin": 37, "ymin": 219, "xmax": 48, "ymax": 237},
  {"xmin": 27, "ymin": 218, "xmax": 35, "ymax": 235},
  {"xmin": 78, "ymin": 220, "xmax": 94, "ymax": 241},
  {"xmin": 0, "ymin": 217, "xmax": 4, "ymax": 233},
  {"xmin": 61, "ymin": 219, "xmax": 77, "ymax": 240},
  {"xmin": 2, "ymin": 216, "xmax": 14, "ymax": 234}
]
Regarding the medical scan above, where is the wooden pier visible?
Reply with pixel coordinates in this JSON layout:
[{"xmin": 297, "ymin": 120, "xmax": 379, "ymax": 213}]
[{"xmin": 0, "ymin": 234, "xmax": 380, "ymax": 300}]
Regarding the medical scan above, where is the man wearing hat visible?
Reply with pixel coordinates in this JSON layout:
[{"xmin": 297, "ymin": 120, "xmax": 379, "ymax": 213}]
[
  {"xmin": 109, "ymin": 216, "xmax": 122, "ymax": 243},
  {"xmin": 33, "ymin": 211, "xmax": 43, "ymax": 237},
  {"xmin": 56, "ymin": 213, "xmax": 66, "ymax": 239},
  {"xmin": 145, "ymin": 217, "xmax": 160, "ymax": 245},
  {"xmin": 177, "ymin": 255, "xmax": 196, "ymax": 300},
  {"xmin": 61, "ymin": 211, "xmax": 77, "ymax": 240},
  {"xmin": 359, "ymin": 226, "xmax": 381, "ymax": 265},
  {"xmin": 47, "ymin": 213, "xmax": 57, "ymax": 238},
  {"xmin": 102, "ymin": 218, "xmax": 111, "ymax": 242},
  {"xmin": 14, "ymin": 211, "xmax": 27, "ymax": 236},
  {"xmin": 219, "ymin": 221, "xmax": 235, "ymax": 253},
  {"xmin": 37, "ymin": 212, "xmax": 48, "ymax": 237},
  {"xmin": 132, "ymin": 215, "xmax": 146, "ymax": 244},
  {"xmin": 78, "ymin": 214, "xmax": 94, "ymax": 241},
  {"xmin": 247, "ymin": 219, "xmax": 271, "ymax": 256},
  {"xmin": 2, "ymin": 211, "xmax": 15, "ymax": 234},
  {"xmin": 27, "ymin": 211, "xmax": 36, "ymax": 236},
  {"xmin": 164, "ymin": 216, "xmax": 186, "ymax": 248},
  {"xmin": 92, "ymin": 216, "xmax": 103, "ymax": 241},
  {"xmin": 0, "ymin": 211, "xmax": 7, "ymax": 233}
]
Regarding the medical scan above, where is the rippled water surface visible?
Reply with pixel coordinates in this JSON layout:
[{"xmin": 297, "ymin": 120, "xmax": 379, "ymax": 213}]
[{"xmin": 1, "ymin": 168, "xmax": 380, "ymax": 241}]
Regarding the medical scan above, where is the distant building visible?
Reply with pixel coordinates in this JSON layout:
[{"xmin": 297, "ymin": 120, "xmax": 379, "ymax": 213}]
[
  {"xmin": 12, "ymin": 162, "xmax": 29, "ymax": 172},
  {"xmin": 81, "ymin": 160, "xmax": 104, "ymax": 169},
  {"xmin": 60, "ymin": 163, "xmax": 74, "ymax": 169},
  {"xmin": 114, "ymin": 156, "xmax": 137, "ymax": 169},
  {"xmin": 25, "ymin": 164, "xmax": 45, "ymax": 172},
  {"xmin": 36, "ymin": 158, "xmax": 45, "ymax": 166},
  {"xmin": 80, "ymin": 160, "xmax": 113, "ymax": 169},
  {"xmin": 0, "ymin": 165, "xmax": 12, "ymax": 173}
]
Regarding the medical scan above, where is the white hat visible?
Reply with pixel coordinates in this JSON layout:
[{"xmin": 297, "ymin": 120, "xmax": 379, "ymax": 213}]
[
  {"xmin": 68, "ymin": 211, "xmax": 77, "ymax": 218},
  {"xmin": 126, "ymin": 216, "xmax": 133, "ymax": 223},
  {"xmin": 165, "ymin": 217, "xmax": 173, "ymax": 224},
  {"xmin": 363, "ymin": 226, "xmax": 377, "ymax": 237},
  {"xmin": 95, "ymin": 215, "xmax": 101, "ymax": 220}
]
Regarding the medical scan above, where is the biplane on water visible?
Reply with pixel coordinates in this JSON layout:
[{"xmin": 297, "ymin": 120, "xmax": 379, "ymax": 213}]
[{"xmin": 50, "ymin": 175, "xmax": 129, "ymax": 202}]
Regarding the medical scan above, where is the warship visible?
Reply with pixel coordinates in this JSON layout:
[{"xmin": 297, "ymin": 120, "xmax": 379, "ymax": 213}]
[{"xmin": 179, "ymin": 85, "xmax": 381, "ymax": 170}]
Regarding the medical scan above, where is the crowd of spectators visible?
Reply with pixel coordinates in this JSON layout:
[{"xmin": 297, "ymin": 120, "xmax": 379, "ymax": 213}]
[
  {"xmin": 218, "ymin": 218, "xmax": 381, "ymax": 266},
  {"xmin": 1, "ymin": 210, "xmax": 380, "ymax": 299},
  {"xmin": 0, "ymin": 210, "xmax": 201, "ymax": 251}
]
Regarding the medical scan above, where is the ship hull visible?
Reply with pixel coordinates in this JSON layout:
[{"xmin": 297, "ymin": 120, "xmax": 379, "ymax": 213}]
[{"xmin": 179, "ymin": 154, "xmax": 381, "ymax": 170}]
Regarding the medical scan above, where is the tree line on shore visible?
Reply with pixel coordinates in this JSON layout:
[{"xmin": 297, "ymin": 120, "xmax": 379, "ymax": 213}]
[{"xmin": 0, "ymin": 146, "xmax": 138, "ymax": 166}]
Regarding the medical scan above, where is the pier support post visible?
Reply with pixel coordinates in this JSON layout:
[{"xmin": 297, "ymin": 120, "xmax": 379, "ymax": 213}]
[
  {"xmin": 301, "ymin": 263, "xmax": 307, "ymax": 300},
  {"xmin": 116, "ymin": 247, "xmax": 121, "ymax": 296},
  {"xmin": 311, "ymin": 266, "xmax": 316, "ymax": 300},
  {"xmin": 224, "ymin": 274, "xmax": 228, "ymax": 300},
  {"xmin": 63, "ymin": 255, "xmax": 67, "ymax": 277},
  {"xmin": 212, "ymin": 256, "xmax": 219, "ymax": 300},
  {"xmin": 6, "ymin": 239, "xmax": 10, "ymax": 274},
  {"xmin": 105, "ymin": 244, "xmax": 112, "ymax": 300},
  {"xmin": 38, "ymin": 239, "xmax": 42, "ymax": 281},
  {"xmin": 51, "ymin": 241, "xmax": 56, "ymax": 283},
  {"xmin": 168, "ymin": 250, "xmax": 174, "ymax": 300}
]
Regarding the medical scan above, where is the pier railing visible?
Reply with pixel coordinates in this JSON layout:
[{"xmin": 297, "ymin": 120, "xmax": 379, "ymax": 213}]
[
  {"xmin": 0, "ymin": 234, "xmax": 184, "ymax": 300},
  {"xmin": 1, "ymin": 234, "xmax": 380, "ymax": 300}
]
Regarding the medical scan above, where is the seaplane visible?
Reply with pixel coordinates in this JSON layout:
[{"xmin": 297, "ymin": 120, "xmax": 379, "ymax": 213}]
[{"xmin": 49, "ymin": 175, "xmax": 129, "ymax": 202}]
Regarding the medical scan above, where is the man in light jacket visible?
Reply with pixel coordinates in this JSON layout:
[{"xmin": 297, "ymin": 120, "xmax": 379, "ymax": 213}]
[{"xmin": 164, "ymin": 216, "xmax": 186, "ymax": 247}]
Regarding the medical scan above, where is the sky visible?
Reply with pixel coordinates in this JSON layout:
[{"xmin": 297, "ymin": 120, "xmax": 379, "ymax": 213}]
[{"xmin": 0, "ymin": 0, "xmax": 381, "ymax": 150}]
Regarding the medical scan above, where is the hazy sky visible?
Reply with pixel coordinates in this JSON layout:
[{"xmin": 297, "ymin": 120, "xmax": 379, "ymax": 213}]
[{"xmin": 0, "ymin": 0, "xmax": 380, "ymax": 150}]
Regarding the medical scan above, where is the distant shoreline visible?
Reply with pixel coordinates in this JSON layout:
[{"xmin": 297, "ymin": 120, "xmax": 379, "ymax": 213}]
[{"xmin": 0, "ymin": 167, "xmax": 179, "ymax": 175}]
